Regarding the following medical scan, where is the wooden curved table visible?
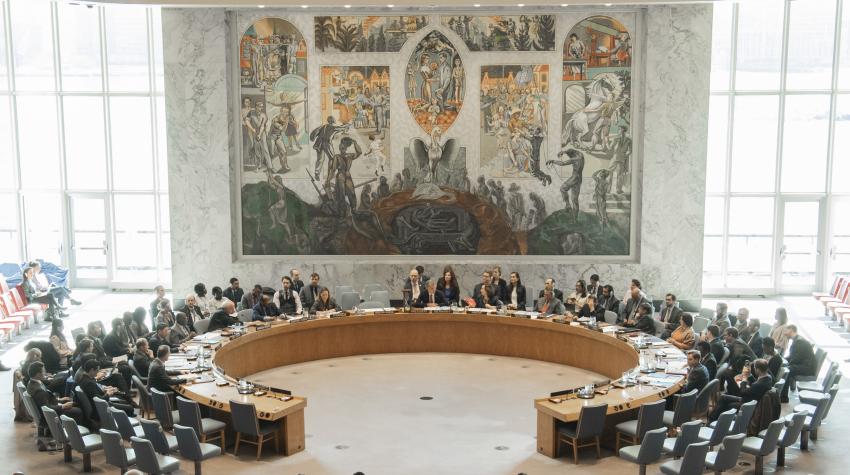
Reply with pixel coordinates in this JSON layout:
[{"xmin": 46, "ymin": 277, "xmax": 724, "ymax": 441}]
[{"xmin": 176, "ymin": 312, "xmax": 686, "ymax": 458}]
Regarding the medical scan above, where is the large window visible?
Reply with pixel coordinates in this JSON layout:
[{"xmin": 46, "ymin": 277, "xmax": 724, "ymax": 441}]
[
  {"xmin": 706, "ymin": 0, "xmax": 850, "ymax": 294},
  {"xmin": 0, "ymin": 0, "xmax": 169, "ymax": 288}
]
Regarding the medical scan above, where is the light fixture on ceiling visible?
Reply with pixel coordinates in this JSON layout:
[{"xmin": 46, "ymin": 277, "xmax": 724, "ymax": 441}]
[
  {"xmin": 258, "ymin": 4, "xmax": 264, "ymax": 7},
  {"xmin": 605, "ymin": 3, "xmax": 613, "ymax": 6},
  {"xmin": 473, "ymin": 4, "xmax": 481, "ymax": 7},
  {"xmin": 517, "ymin": 3, "xmax": 525, "ymax": 6},
  {"xmin": 344, "ymin": 4, "xmax": 352, "ymax": 8},
  {"xmin": 301, "ymin": 4, "xmax": 308, "ymax": 8},
  {"xmin": 387, "ymin": 3, "xmax": 395, "ymax": 7}
]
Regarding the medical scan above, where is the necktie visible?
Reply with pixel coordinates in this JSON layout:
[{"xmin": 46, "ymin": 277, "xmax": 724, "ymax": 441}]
[
  {"xmin": 430, "ymin": 293, "xmax": 434, "ymax": 304},
  {"xmin": 665, "ymin": 307, "xmax": 671, "ymax": 322},
  {"xmin": 542, "ymin": 300, "xmax": 549, "ymax": 313}
]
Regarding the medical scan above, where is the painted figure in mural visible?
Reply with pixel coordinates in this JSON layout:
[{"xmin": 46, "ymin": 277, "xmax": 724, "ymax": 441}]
[
  {"xmin": 491, "ymin": 180, "xmax": 506, "ymax": 210},
  {"xmin": 372, "ymin": 86, "xmax": 387, "ymax": 132},
  {"xmin": 266, "ymin": 169, "xmax": 294, "ymax": 239},
  {"xmin": 268, "ymin": 110, "xmax": 291, "ymax": 173},
  {"xmin": 562, "ymin": 73, "xmax": 625, "ymax": 152},
  {"xmin": 427, "ymin": 98, "xmax": 441, "ymax": 130},
  {"xmin": 548, "ymin": 148, "xmax": 585, "ymax": 221},
  {"xmin": 418, "ymin": 55, "xmax": 433, "ymax": 103},
  {"xmin": 510, "ymin": 130, "xmax": 532, "ymax": 173},
  {"xmin": 529, "ymin": 191, "xmax": 547, "ymax": 226},
  {"xmin": 475, "ymin": 175, "xmax": 490, "ymax": 202},
  {"xmin": 241, "ymin": 97, "xmax": 257, "ymax": 170},
  {"xmin": 364, "ymin": 130, "xmax": 387, "ymax": 175},
  {"xmin": 407, "ymin": 31, "xmax": 464, "ymax": 134},
  {"xmin": 374, "ymin": 175, "xmax": 391, "ymax": 200},
  {"xmin": 507, "ymin": 183, "xmax": 526, "ymax": 230},
  {"xmin": 609, "ymin": 124, "xmax": 632, "ymax": 195},
  {"xmin": 610, "ymin": 33, "xmax": 632, "ymax": 66},
  {"xmin": 332, "ymin": 137, "xmax": 363, "ymax": 215},
  {"xmin": 528, "ymin": 127, "xmax": 551, "ymax": 185},
  {"xmin": 567, "ymin": 33, "xmax": 586, "ymax": 77},
  {"xmin": 452, "ymin": 57, "xmax": 464, "ymax": 103},
  {"xmin": 592, "ymin": 168, "xmax": 612, "ymax": 231},
  {"xmin": 406, "ymin": 64, "xmax": 417, "ymax": 99},
  {"xmin": 280, "ymin": 107, "xmax": 302, "ymax": 153},
  {"xmin": 252, "ymin": 101, "xmax": 273, "ymax": 171},
  {"xmin": 310, "ymin": 116, "xmax": 350, "ymax": 185},
  {"xmin": 426, "ymin": 127, "xmax": 445, "ymax": 182},
  {"xmin": 359, "ymin": 183, "xmax": 373, "ymax": 211},
  {"xmin": 390, "ymin": 173, "xmax": 404, "ymax": 193}
]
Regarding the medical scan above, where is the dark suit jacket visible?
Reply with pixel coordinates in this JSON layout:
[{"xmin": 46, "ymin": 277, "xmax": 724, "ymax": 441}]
[
  {"xmin": 659, "ymin": 305, "xmax": 683, "ymax": 331},
  {"xmin": 710, "ymin": 337, "xmax": 726, "ymax": 365},
  {"xmin": 311, "ymin": 297, "xmax": 338, "ymax": 313},
  {"xmin": 493, "ymin": 278, "xmax": 508, "ymax": 302},
  {"xmin": 586, "ymin": 283, "xmax": 603, "ymax": 299},
  {"xmin": 414, "ymin": 290, "xmax": 447, "ymax": 308},
  {"xmin": 27, "ymin": 379, "xmax": 61, "ymax": 420},
  {"xmin": 473, "ymin": 283, "xmax": 498, "ymax": 302},
  {"xmin": 474, "ymin": 294, "xmax": 502, "ymax": 308},
  {"xmin": 103, "ymin": 332, "xmax": 130, "ymax": 358},
  {"xmin": 252, "ymin": 302, "xmax": 280, "ymax": 321},
  {"xmin": 739, "ymin": 374, "xmax": 774, "ymax": 404},
  {"xmin": 598, "ymin": 294, "xmax": 620, "ymax": 314},
  {"xmin": 765, "ymin": 354, "xmax": 783, "ymax": 380},
  {"xmin": 133, "ymin": 351, "xmax": 152, "ymax": 377},
  {"xmin": 538, "ymin": 288, "xmax": 565, "ymax": 302},
  {"xmin": 787, "ymin": 336, "xmax": 816, "ymax": 376},
  {"xmin": 682, "ymin": 363, "xmax": 709, "ymax": 394},
  {"xmin": 178, "ymin": 304, "xmax": 204, "ymax": 327},
  {"xmin": 621, "ymin": 296, "xmax": 650, "ymax": 323},
  {"xmin": 147, "ymin": 359, "xmax": 186, "ymax": 394},
  {"xmin": 223, "ymin": 287, "xmax": 244, "ymax": 305},
  {"xmin": 506, "ymin": 284, "xmax": 527, "ymax": 309},
  {"xmin": 702, "ymin": 353, "xmax": 718, "ymax": 380},
  {"xmin": 291, "ymin": 279, "xmax": 305, "ymax": 294},
  {"xmin": 436, "ymin": 278, "xmax": 460, "ymax": 305},
  {"xmin": 75, "ymin": 372, "xmax": 105, "ymax": 419},
  {"xmin": 147, "ymin": 334, "xmax": 173, "ymax": 357},
  {"xmin": 207, "ymin": 310, "xmax": 238, "ymax": 332},
  {"xmin": 576, "ymin": 304, "xmax": 605, "ymax": 320},
  {"xmin": 728, "ymin": 338, "xmax": 758, "ymax": 373},
  {"xmin": 534, "ymin": 297, "xmax": 565, "ymax": 315},
  {"xmin": 747, "ymin": 331, "xmax": 764, "ymax": 358},
  {"xmin": 299, "ymin": 285, "xmax": 326, "ymax": 311},
  {"xmin": 626, "ymin": 314, "xmax": 656, "ymax": 335}
]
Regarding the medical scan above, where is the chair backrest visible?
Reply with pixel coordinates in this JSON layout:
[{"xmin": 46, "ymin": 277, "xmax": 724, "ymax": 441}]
[
  {"xmin": 358, "ymin": 300, "xmax": 385, "ymax": 309},
  {"xmin": 635, "ymin": 399, "xmax": 666, "ymax": 438},
  {"xmin": 176, "ymin": 395, "xmax": 202, "ymax": 434},
  {"xmin": 678, "ymin": 441, "xmax": 711, "ymax": 473},
  {"xmin": 758, "ymin": 322, "xmax": 772, "ymax": 338},
  {"xmin": 822, "ymin": 383, "xmax": 840, "ymax": 419},
  {"xmin": 140, "ymin": 418, "xmax": 172, "ymax": 455},
  {"xmin": 781, "ymin": 411, "xmax": 808, "ymax": 447},
  {"xmin": 575, "ymin": 403, "xmax": 608, "ymax": 439},
  {"xmin": 813, "ymin": 347, "xmax": 827, "ymax": 375},
  {"xmin": 93, "ymin": 396, "xmax": 117, "ymax": 431},
  {"xmin": 335, "ymin": 285, "xmax": 355, "ymax": 298},
  {"xmin": 670, "ymin": 420, "xmax": 702, "ymax": 458},
  {"xmin": 150, "ymin": 387, "xmax": 175, "ymax": 429},
  {"xmin": 132, "ymin": 375, "xmax": 153, "ymax": 414},
  {"xmin": 237, "ymin": 309, "xmax": 253, "ymax": 323},
  {"xmin": 74, "ymin": 386, "xmax": 94, "ymax": 421},
  {"xmin": 369, "ymin": 290, "xmax": 390, "ymax": 307},
  {"xmin": 756, "ymin": 419, "xmax": 785, "ymax": 455},
  {"xmin": 820, "ymin": 362, "xmax": 839, "ymax": 392},
  {"xmin": 773, "ymin": 378, "xmax": 786, "ymax": 395},
  {"xmin": 712, "ymin": 433, "xmax": 746, "ymax": 471},
  {"xmin": 110, "ymin": 406, "xmax": 138, "ymax": 441},
  {"xmin": 808, "ymin": 393, "xmax": 831, "ymax": 431},
  {"xmin": 229, "ymin": 399, "xmax": 261, "ymax": 436},
  {"xmin": 670, "ymin": 389, "xmax": 698, "ymax": 427},
  {"xmin": 194, "ymin": 318, "xmax": 210, "ymax": 334},
  {"xmin": 339, "ymin": 292, "xmax": 361, "ymax": 311},
  {"xmin": 60, "ymin": 414, "xmax": 87, "ymax": 451},
  {"xmin": 131, "ymin": 436, "xmax": 163, "ymax": 474},
  {"xmin": 698, "ymin": 308, "xmax": 714, "ymax": 319},
  {"xmin": 173, "ymin": 424, "xmax": 203, "ymax": 461},
  {"xmin": 718, "ymin": 346, "xmax": 731, "ymax": 365},
  {"xmin": 604, "ymin": 310, "xmax": 618, "ymax": 325},
  {"xmin": 708, "ymin": 409, "xmax": 737, "ymax": 445},
  {"xmin": 20, "ymin": 391, "xmax": 43, "ymax": 426},
  {"xmin": 635, "ymin": 427, "xmax": 667, "ymax": 464},
  {"xmin": 715, "ymin": 363, "xmax": 729, "ymax": 381},
  {"xmin": 693, "ymin": 378, "xmax": 720, "ymax": 415},
  {"xmin": 362, "ymin": 284, "xmax": 385, "ymax": 298},
  {"xmin": 101, "ymin": 429, "xmax": 129, "ymax": 468},
  {"xmin": 71, "ymin": 327, "xmax": 85, "ymax": 340},
  {"xmin": 652, "ymin": 318, "xmax": 666, "ymax": 336},
  {"xmin": 693, "ymin": 316, "xmax": 710, "ymax": 333},
  {"xmin": 730, "ymin": 399, "xmax": 758, "ymax": 435},
  {"xmin": 41, "ymin": 406, "xmax": 67, "ymax": 444}
]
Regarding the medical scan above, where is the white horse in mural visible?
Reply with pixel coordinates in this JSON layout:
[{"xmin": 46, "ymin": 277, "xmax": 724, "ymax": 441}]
[{"xmin": 561, "ymin": 72, "xmax": 625, "ymax": 153}]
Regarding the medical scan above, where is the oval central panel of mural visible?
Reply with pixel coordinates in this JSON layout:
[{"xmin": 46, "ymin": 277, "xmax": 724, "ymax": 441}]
[{"xmin": 405, "ymin": 30, "xmax": 465, "ymax": 134}]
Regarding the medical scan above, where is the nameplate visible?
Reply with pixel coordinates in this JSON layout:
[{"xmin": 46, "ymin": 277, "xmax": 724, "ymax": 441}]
[
  {"xmin": 329, "ymin": 313, "xmax": 347, "ymax": 319},
  {"xmin": 511, "ymin": 313, "xmax": 531, "ymax": 319}
]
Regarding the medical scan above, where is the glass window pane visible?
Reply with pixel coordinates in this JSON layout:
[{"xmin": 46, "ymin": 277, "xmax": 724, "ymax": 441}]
[
  {"xmin": 703, "ymin": 236, "xmax": 723, "ymax": 273},
  {"xmin": 23, "ymin": 192, "xmax": 62, "ymax": 263},
  {"xmin": 110, "ymin": 97, "xmax": 154, "ymax": 190},
  {"xmin": 113, "ymin": 194, "xmax": 157, "ymax": 281},
  {"xmin": 730, "ymin": 95, "xmax": 778, "ymax": 192},
  {"xmin": 832, "ymin": 95, "xmax": 850, "ymax": 192},
  {"xmin": 0, "ymin": 97, "xmax": 14, "ymax": 189},
  {"xmin": 151, "ymin": 8, "xmax": 164, "ymax": 94},
  {"xmin": 710, "ymin": 1, "xmax": 734, "ymax": 91},
  {"xmin": 729, "ymin": 196, "xmax": 774, "ymax": 236},
  {"xmin": 155, "ymin": 96, "xmax": 168, "ymax": 189},
  {"xmin": 735, "ymin": 1, "xmax": 784, "ymax": 91},
  {"xmin": 704, "ymin": 196, "xmax": 725, "ymax": 235},
  {"xmin": 0, "ymin": 193, "xmax": 20, "ymax": 263},
  {"xmin": 706, "ymin": 95, "xmax": 729, "ymax": 192},
  {"xmin": 16, "ymin": 95, "xmax": 60, "ymax": 189},
  {"xmin": 727, "ymin": 236, "xmax": 774, "ymax": 273},
  {"xmin": 10, "ymin": 0, "xmax": 55, "ymax": 91},
  {"xmin": 0, "ymin": 3, "xmax": 9, "ymax": 91},
  {"xmin": 838, "ymin": 0, "xmax": 850, "ymax": 89},
  {"xmin": 781, "ymin": 95, "xmax": 829, "ymax": 192},
  {"xmin": 58, "ymin": 2, "xmax": 102, "ymax": 92},
  {"xmin": 159, "ymin": 194, "xmax": 170, "ymax": 272},
  {"xmin": 786, "ymin": 0, "xmax": 836, "ymax": 91},
  {"xmin": 64, "ymin": 96, "xmax": 107, "ymax": 190},
  {"xmin": 105, "ymin": 6, "xmax": 150, "ymax": 92}
]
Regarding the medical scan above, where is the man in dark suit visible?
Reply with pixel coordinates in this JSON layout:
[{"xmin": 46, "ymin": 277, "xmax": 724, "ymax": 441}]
[
  {"xmin": 624, "ymin": 302, "xmax": 656, "ymax": 335},
  {"xmin": 403, "ymin": 268, "xmax": 425, "ymax": 305},
  {"xmin": 290, "ymin": 269, "xmax": 305, "ymax": 294},
  {"xmin": 472, "ymin": 270, "xmax": 497, "ymax": 303},
  {"xmin": 132, "ymin": 338, "xmax": 153, "ymax": 377},
  {"xmin": 705, "ymin": 325, "xmax": 725, "ymax": 365},
  {"xmin": 147, "ymin": 323, "xmax": 175, "ymax": 357},
  {"xmin": 27, "ymin": 361, "xmax": 85, "ymax": 426},
  {"xmin": 681, "ymin": 350, "xmax": 709, "ymax": 394},
  {"xmin": 659, "ymin": 293, "xmax": 683, "ymax": 338},
  {"xmin": 147, "ymin": 346, "xmax": 187, "ymax": 394},
  {"xmin": 299, "ymin": 273, "xmax": 326, "ymax": 311},
  {"xmin": 781, "ymin": 324, "xmax": 816, "ymax": 403},
  {"xmin": 761, "ymin": 337, "xmax": 783, "ymax": 380},
  {"xmin": 538, "ymin": 278, "xmax": 564, "ymax": 303},
  {"xmin": 223, "ymin": 277, "xmax": 244, "ymax": 305},
  {"xmin": 697, "ymin": 340, "xmax": 718, "ymax": 380},
  {"xmin": 207, "ymin": 300, "xmax": 239, "ymax": 332},
  {"xmin": 745, "ymin": 318, "xmax": 764, "ymax": 358},
  {"xmin": 723, "ymin": 327, "xmax": 757, "ymax": 374},
  {"xmin": 620, "ymin": 286, "xmax": 649, "ymax": 323},
  {"xmin": 598, "ymin": 285, "xmax": 620, "ymax": 316},
  {"xmin": 586, "ymin": 274, "xmax": 603, "ymax": 299},
  {"xmin": 534, "ymin": 288, "xmax": 565, "ymax": 315},
  {"xmin": 76, "ymin": 359, "xmax": 135, "ymax": 420},
  {"xmin": 103, "ymin": 317, "xmax": 133, "ymax": 358},
  {"xmin": 710, "ymin": 359, "xmax": 774, "ymax": 421},
  {"xmin": 414, "ymin": 280, "xmax": 447, "ymax": 308},
  {"xmin": 491, "ymin": 266, "xmax": 509, "ymax": 302},
  {"xmin": 150, "ymin": 285, "xmax": 166, "ymax": 330}
]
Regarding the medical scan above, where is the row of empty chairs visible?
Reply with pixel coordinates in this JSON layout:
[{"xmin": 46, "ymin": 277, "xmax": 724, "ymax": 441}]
[{"xmin": 0, "ymin": 275, "xmax": 44, "ymax": 343}]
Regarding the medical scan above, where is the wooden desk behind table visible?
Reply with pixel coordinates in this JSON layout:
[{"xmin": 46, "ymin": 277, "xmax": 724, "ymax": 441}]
[{"xmin": 178, "ymin": 312, "xmax": 684, "ymax": 459}]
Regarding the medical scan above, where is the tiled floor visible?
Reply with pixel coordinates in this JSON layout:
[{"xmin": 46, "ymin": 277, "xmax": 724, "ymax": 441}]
[{"xmin": 1, "ymin": 291, "xmax": 847, "ymax": 474}]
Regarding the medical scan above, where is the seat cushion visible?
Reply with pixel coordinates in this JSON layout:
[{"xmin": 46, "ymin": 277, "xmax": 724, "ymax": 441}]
[
  {"xmin": 793, "ymin": 403, "xmax": 815, "ymax": 414},
  {"xmin": 165, "ymin": 433, "xmax": 179, "ymax": 450},
  {"xmin": 660, "ymin": 458, "xmax": 683, "ymax": 475},
  {"xmin": 615, "ymin": 419, "xmax": 638, "ymax": 436},
  {"xmin": 200, "ymin": 417, "xmax": 227, "ymax": 433},
  {"xmin": 78, "ymin": 426, "xmax": 91, "ymax": 437},
  {"xmin": 741, "ymin": 436, "xmax": 766, "ymax": 455},
  {"xmin": 80, "ymin": 434, "xmax": 103, "ymax": 451},
  {"xmin": 157, "ymin": 454, "xmax": 181, "ymax": 472},
  {"xmin": 798, "ymin": 390, "xmax": 825, "ymax": 405},
  {"xmin": 661, "ymin": 437, "xmax": 677, "ymax": 454},
  {"xmin": 696, "ymin": 426, "xmax": 715, "ymax": 442},
  {"xmin": 704, "ymin": 451, "xmax": 719, "ymax": 468},
  {"xmin": 124, "ymin": 449, "xmax": 137, "ymax": 465},
  {"xmin": 662, "ymin": 410, "xmax": 675, "ymax": 427},
  {"xmin": 557, "ymin": 422, "xmax": 578, "ymax": 438},
  {"xmin": 258, "ymin": 420, "xmax": 278, "ymax": 436},
  {"xmin": 796, "ymin": 382, "xmax": 823, "ymax": 392},
  {"xmin": 199, "ymin": 442, "xmax": 222, "ymax": 459},
  {"xmin": 618, "ymin": 444, "xmax": 641, "ymax": 463}
]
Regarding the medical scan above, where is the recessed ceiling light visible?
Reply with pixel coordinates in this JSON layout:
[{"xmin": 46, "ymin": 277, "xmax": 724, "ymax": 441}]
[
  {"xmin": 517, "ymin": 3, "xmax": 525, "ymax": 6},
  {"xmin": 473, "ymin": 4, "xmax": 481, "ymax": 7},
  {"xmin": 605, "ymin": 3, "xmax": 613, "ymax": 6},
  {"xmin": 258, "ymin": 4, "xmax": 265, "ymax": 7},
  {"xmin": 387, "ymin": 3, "xmax": 395, "ymax": 6},
  {"xmin": 301, "ymin": 4, "xmax": 308, "ymax": 8},
  {"xmin": 344, "ymin": 4, "xmax": 351, "ymax": 8},
  {"xmin": 561, "ymin": 3, "xmax": 569, "ymax": 6}
]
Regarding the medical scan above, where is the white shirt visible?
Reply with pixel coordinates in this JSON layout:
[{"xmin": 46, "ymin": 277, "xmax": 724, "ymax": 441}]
[
  {"xmin": 195, "ymin": 294, "xmax": 214, "ymax": 315},
  {"xmin": 411, "ymin": 281, "xmax": 421, "ymax": 300},
  {"xmin": 273, "ymin": 289, "xmax": 303, "ymax": 314},
  {"xmin": 569, "ymin": 292, "xmax": 588, "ymax": 309},
  {"xmin": 209, "ymin": 297, "xmax": 232, "ymax": 312},
  {"xmin": 511, "ymin": 287, "xmax": 518, "ymax": 307}
]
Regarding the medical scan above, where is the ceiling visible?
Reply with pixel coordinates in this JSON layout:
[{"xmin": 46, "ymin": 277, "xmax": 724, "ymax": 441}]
[{"xmin": 74, "ymin": 0, "xmax": 729, "ymax": 8}]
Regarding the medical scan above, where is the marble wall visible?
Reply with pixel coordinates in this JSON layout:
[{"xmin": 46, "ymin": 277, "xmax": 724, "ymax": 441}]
[{"xmin": 163, "ymin": 5, "xmax": 711, "ymax": 303}]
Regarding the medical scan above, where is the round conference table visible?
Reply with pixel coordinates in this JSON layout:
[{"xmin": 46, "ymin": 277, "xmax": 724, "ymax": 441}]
[{"xmin": 174, "ymin": 310, "xmax": 687, "ymax": 458}]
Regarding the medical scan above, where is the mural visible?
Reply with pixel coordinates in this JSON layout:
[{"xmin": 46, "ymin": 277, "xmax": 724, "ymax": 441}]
[
  {"xmin": 441, "ymin": 15, "xmax": 556, "ymax": 52},
  {"xmin": 479, "ymin": 64, "xmax": 549, "ymax": 182},
  {"xmin": 236, "ymin": 13, "xmax": 635, "ymax": 257},
  {"xmin": 320, "ymin": 66, "xmax": 391, "ymax": 179},
  {"xmin": 314, "ymin": 16, "xmax": 429, "ymax": 53},
  {"xmin": 405, "ymin": 30, "xmax": 465, "ymax": 135}
]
